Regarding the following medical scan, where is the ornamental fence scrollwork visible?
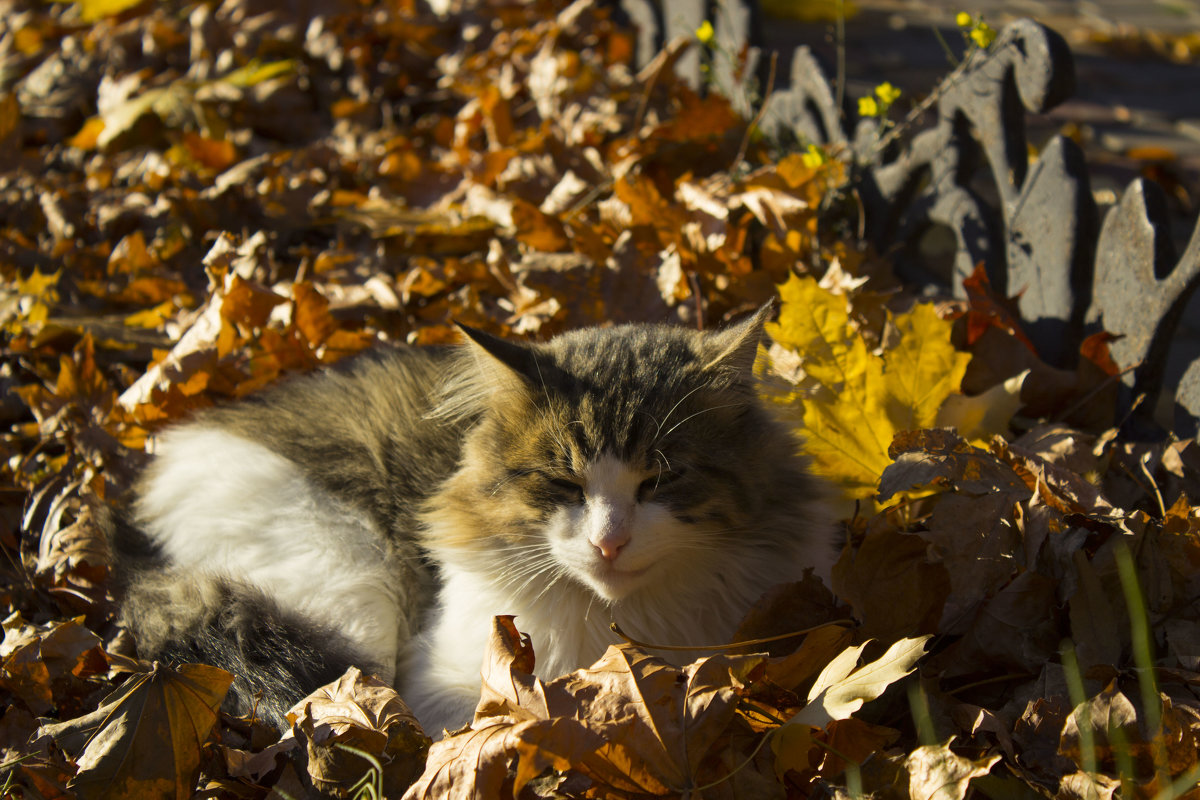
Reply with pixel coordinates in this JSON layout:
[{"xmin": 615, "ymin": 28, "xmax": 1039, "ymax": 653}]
[{"xmin": 620, "ymin": 0, "xmax": 1200, "ymax": 438}]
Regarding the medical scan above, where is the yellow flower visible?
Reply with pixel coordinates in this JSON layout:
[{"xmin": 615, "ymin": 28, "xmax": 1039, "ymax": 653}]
[
  {"xmin": 955, "ymin": 11, "xmax": 973, "ymax": 27},
  {"xmin": 874, "ymin": 82, "xmax": 901, "ymax": 105},
  {"xmin": 969, "ymin": 21, "xmax": 995, "ymax": 48},
  {"xmin": 857, "ymin": 96, "xmax": 879, "ymax": 117},
  {"xmin": 696, "ymin": 20, "xmax": 715, "ymax": 45},
  {"xmin": 801, "ymin": 144, "xmax": 827, "ymax": 168}
]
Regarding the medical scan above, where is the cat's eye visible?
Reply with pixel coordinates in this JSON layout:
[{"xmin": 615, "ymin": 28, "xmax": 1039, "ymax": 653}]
[
  {"xmin": 637, "ymin": 470, "xmax": 684, "ymax": 503},
  {"xmin": 547, "ymin": 477, "xmax": 585, "ymax": 504}
]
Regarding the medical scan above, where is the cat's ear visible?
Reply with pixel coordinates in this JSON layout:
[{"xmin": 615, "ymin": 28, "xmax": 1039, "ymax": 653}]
[
  {"xmin": 702, "ymin": 301, "xmax": 773, "ymax": 381},
  {"xmin": 455, "ymin": 322, "xmax": 542, "ymax": 388}
]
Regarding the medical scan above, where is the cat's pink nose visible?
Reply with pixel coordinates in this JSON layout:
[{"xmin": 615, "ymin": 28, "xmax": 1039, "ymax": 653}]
[{"xmin": 590, "ymin": 529, "xmax": 630, "ymax": 561}]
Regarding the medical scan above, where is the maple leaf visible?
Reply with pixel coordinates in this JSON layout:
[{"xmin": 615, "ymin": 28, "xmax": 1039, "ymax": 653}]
[
  {"xmin": 38, "ymin": 663, "xmax": 234, "ymax": 800},
  {"xmin": 766, "ymin": 274, "xmax": 971, "ymax": 502}
]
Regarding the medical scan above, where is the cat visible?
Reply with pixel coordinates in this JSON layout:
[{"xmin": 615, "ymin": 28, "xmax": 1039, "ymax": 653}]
[{"xmin": 106, "ymin": 307, "xmax": 835, "ymax": 735}]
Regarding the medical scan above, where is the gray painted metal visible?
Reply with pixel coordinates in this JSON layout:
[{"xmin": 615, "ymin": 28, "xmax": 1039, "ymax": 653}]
[{"xmin": 621, "ymin": 1, "xmax": 1200, "ymax": 436}]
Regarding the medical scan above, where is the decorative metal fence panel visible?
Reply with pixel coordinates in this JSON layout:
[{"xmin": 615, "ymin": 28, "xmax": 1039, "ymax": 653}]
[{"xmin": 622, "ymin": 0, "xmax": 1200, "ymax": 437}]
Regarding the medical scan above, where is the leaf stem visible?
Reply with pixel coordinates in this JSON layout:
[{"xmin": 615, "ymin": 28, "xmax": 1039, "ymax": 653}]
[
  {"xmin": 609, "ymin": 619, "xmax": 854, "ymax": 652},
  {"xmin": 686, "ymin": 727, "xmax": 776, "ymax": 795}
]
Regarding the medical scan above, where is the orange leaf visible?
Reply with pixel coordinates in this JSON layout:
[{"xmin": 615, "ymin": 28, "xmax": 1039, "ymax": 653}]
[
  {"xmin": 512, "ymin": 198, "xmax": 570, "ymax": 252},
  {"xmin": 220, "ymin": 276, "xmax": 286, "ymax": 330},
  {"xmin": 292, "ymin": 282, "xmax": 337, "ymax": 347},
  {"xmin": 182, "ymin": 132, "xmax": 237, "ymax": 171}
]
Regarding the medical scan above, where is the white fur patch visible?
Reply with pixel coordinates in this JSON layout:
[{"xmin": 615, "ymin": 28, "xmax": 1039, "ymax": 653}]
[
  {"xmin": 135, "ymin": 427, "xmax": 403, "ymax": 679},
  {"xmin": 547, "ymin": 454, "xmax": 693, "ymax": 601}
]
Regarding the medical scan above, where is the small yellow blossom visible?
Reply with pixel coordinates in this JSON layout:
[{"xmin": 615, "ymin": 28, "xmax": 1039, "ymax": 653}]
[
  {"xmin": 955, "ymin": 11, "xmax": 973, "ymax": 27},
  {"xmin": 696, "ymin": 20, "xmax": 715, "ymax": 45},
  {"xmin": 874, "ymin": 82, "xmax": 901, "ymax": 105},
  {"xmin": 857, "ymin": 96, "xmax": 879, "ymax": 117},
  {"xmin": 801, "ymin": 144, "xmax": 827, "ymax": 168},
  {"xmin": 969, "ymin": 21, "xmax": 996, "ymax": 48}
]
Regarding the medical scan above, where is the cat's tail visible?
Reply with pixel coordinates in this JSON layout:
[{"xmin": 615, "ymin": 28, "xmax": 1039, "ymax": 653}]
[{"xmin": 101, "ymin": 505, "xmax": 376, "ymax": 731}]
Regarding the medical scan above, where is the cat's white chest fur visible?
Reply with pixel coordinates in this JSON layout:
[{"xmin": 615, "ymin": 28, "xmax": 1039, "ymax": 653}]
[{"xmin": 135, "ymin": 427, "xmax": 406, "ymax": 681}]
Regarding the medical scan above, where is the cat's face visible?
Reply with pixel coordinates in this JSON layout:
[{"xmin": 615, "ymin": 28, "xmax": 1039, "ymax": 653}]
[
  {"xmin": 434, "ymin": 311, "xmax": 780, "ymax": 604},
  {"xmin": 537, "ymin": 452, "xmax": 712, "ymax": 602}
]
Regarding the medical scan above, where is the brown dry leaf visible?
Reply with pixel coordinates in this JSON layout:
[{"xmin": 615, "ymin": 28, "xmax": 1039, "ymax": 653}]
[
  {"xmin": 766, "ymin": 623, "xmax": 856, "ymax": 694},
  {"xmin": 283, "ymin": 666, "xmax": 429, "ymax": 797},
  {"xmin": 1, "ymin": 613, "xmax": 106, "ymax": 715},
  {"xmin": 822, "ymin": 718, "xmax": 900, "ymax": 775},
  {"xmin": 879, "ymin": 429, "xmax": 1029, "ymax": 503},
  {"xmin": 411, "ymin": 617, "xmax": 766, "ymax": 797},
  {"xmin": 833, "ymin": 523, "xmax": 950, "ymax": 641},
  {"xmin": 406, "ymin": 717, "xmax": 604, "ymax": 800},
  {"xmin": 512, "ymin": 198, "xmax": 571, "ymax": 252},
  {"xmin": 933, "ymin": 571, "xmax": 1060, "ymax": 679},
  {"xmin": 42, "ymin": 662, "xmax": 234, "ymax": 800},
  {"xmin": 788, "ymin": 636, "xmax": 930, "ymax": 729},
  {"xmin": 916, "ymin": 492, "xmax": 1022, "ymax": 634},
  {"xmin": 1058, "ymin": 770, "xmax": 1121, "ymax": 800},
  {"xmin": 1059, "ymin": 681, "xmax": 1140, "ymax": 768},
  {"xmin": 220, "ymin": 275, "xmax": 287, "ymax": 331},
  {"xmin": 474, "ymin": 615, "xmax": 546, "ymax": 722},
  {"xmin": 291, "ymin": 281, "xmax": 338, "ymax": 348},
  {"xmin": 36, "ymin": 504, "xmax": 109, "ymax": 589},
  {"xmin": 905, "ymin": 739, "xmax": 1000, "ymax": 800},
  {"xmin": 730, "ymin": 572, "xmax": 848, "ymax": 656}
]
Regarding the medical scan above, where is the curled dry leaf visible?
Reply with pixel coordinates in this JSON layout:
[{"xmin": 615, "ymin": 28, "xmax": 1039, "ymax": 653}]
[
  {"xmin": 283, "ymin": 666, "xmax": 429, "ymax": 797},
  {"xmin": 904, "ymin": 739, "xmax": 1000, "ymax": 800},
  {"xmin": 1, "ymin": 613, "xmax": 106, "ymax": 716},
  {"xmin": 409, "ymin": 615, "xmax": 766, "ymax": 799}
]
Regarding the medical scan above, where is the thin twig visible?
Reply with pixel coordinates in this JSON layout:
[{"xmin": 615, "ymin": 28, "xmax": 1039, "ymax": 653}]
[
  {"xmin": 930, "ymin": 25, "xmax": 960, "ymax": 68},
  {"xmin": 731, "ymin": 50, "xmax": 777, "ymax": 173},
  {"xmin": 688, "ymin": 271, "xmax": 704, "ymax": 330},
  {"xmin": 1139, "ymin": 451, "xmax": 1168, "ymax": 519},
  {"xmin": 1052, "ymin": 361, "xmax": 1139, "ymax": 424},
  {"xmin": 609, "ymin": 618, "xmax": 854, "ymax": 652},
  {"xmin": 835, "ymin": 0, "xmax": 846, "ymax": 116},
  {"xmin": 870, "ymin": 46, "xmax": 978, "ymax": 157},
  {"xmin": 687, "ymin": 727, "xmax": 777, "ymax": 795}
]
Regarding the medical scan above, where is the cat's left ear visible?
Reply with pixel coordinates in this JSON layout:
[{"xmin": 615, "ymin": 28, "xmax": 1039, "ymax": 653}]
[
  {"xmin": 455, "ymin": 322, "xmax": 542, "ymax": 387},
  {"xmin": 702, "ymin": 301, "xmax": 773, "ymax": 381}
]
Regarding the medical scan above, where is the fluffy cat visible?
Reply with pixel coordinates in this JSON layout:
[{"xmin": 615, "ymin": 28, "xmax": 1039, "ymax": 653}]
[{"xmin": 107, "ymin": 308, "xmax": 835, "ymax": 734}]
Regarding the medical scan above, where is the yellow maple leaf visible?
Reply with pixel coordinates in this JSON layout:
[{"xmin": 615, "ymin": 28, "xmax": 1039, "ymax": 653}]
[
  {"xmin": 765, "ymin": 275, "xmax": 970, "ymax": 503},
  {"xmin": 52, "ymin": 0, "xmax": 144, "ymax": 24}
]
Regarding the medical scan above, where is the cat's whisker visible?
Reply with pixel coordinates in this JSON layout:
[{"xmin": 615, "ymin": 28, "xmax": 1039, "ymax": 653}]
[
  {"xmin": 652, "ymin": 383, "xmax": 705, "ymax": 441},
  {"xmin": 651, "ymin": 449, "xmax": 672, "ymax": 489},
  {"xmin": 507, "ymin": 563, "xmax": 565, "ymax": 599},
  {"xmin": 528, "ymin": 567, "xmax": 569, "ymax": 604},
  {"xmin": 488, "ymin": 468, "xmax": 542, "ymax": 495},
  {"xmin": 657, "ymin": 402, "xmax": 743, "ymax": 443}
]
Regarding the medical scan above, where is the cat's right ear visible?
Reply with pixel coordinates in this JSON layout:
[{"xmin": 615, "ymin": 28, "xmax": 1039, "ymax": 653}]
[{"xmin": 455, "ymin": 322, "xmax": 542, "ymax": 389}]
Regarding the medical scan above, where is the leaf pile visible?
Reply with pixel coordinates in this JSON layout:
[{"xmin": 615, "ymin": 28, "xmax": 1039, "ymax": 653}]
[{"xmin": 2, "ymin": 0, "xmax": 1200, "ymax": 798}]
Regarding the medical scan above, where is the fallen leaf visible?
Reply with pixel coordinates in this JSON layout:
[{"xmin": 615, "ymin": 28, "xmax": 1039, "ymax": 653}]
[
  {"xmin": 51, "ymin": 662, "xmax": 234, "ymax": 800},
  {"xmin": 767, "ymin": 274, "xmax": 970, "ymax": 502},
  {"xmin": 283, "ymin": 667, "xmax": 429, "ymax": 797},
  {"xmin": 787, "ymin": 636, "xmax": 930, "ymax": 729},
  {"xmin": 905, "ymin": 739, "xmax": 1000, "ymax": 800}
]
